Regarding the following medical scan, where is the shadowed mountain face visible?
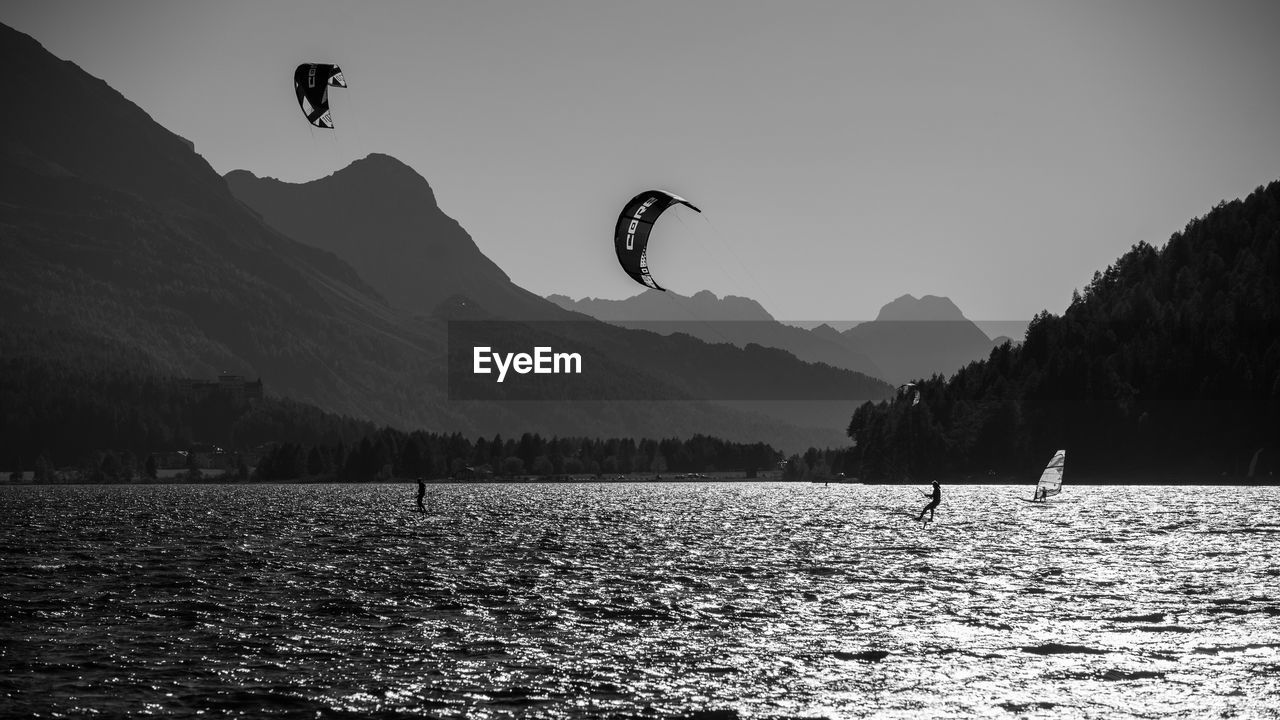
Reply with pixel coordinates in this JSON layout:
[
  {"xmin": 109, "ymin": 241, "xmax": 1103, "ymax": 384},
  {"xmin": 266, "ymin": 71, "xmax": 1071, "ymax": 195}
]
[
  {"xmin": 843, "ymin": 294, "xmax": 996, "ymax": 385},
  {"xmin": 0, "ymin": 30, "xmax": 224, "ymax": 216},
  {"xmin": 0, "ymin": 22, "xmax": 885, "ymax": 450},
  {"xmin": 226, "ymin": 157, "xmax": 569, "ymax": 321},
  {"xmin": 0, "ymin": 23, "xmax": 446, "ymax": 426}
]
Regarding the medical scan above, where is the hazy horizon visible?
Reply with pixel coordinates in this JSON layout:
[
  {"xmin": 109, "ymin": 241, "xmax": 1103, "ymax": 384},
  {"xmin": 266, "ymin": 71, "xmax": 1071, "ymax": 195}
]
[{"xmin": 5, "ymin": 0, "xmax": 1279, "ymax": 322}]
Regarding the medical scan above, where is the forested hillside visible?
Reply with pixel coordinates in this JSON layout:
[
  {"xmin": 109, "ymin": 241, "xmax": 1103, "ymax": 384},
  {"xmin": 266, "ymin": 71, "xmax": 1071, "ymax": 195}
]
[
  {"xmin": 847, "ymin": 181, "xmax": 1280, "ymax": 481},
  {"xmin": 0, "ymin": 353, "xmax": 784, "ymax": 483},
  {"xmin": 0, "ymin": 355, "xmax": 376, "ymax": 474}
]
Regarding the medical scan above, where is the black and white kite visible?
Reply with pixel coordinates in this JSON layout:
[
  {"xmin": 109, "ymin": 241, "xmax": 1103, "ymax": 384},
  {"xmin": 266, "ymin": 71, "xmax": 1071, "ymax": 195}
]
[
  {"xmin": 294, "ymin": 64, "xmax": 346, "ymax": 129},
  {"xmin": 613, "ymin": 190, "xmax": 701, "ymax": 291}
]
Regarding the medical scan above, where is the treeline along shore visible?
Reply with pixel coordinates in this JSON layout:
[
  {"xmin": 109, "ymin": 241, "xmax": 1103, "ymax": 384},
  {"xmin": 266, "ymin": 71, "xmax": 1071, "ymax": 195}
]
[
  {"xmin": 0, "ymin": 354, "xmax": 797, "ymax": 483},
  {"xmin": 5, "ymin": 427, "xmax": 792, "ymax": 485}
]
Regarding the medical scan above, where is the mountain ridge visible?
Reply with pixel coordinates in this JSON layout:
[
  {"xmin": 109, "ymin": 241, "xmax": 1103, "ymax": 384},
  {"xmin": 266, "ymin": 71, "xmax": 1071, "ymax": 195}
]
[
  {"xmin": 874, "ymin": 294, "xmax": 968, "ymax": 322},
  {"xmin": 549, "ymin": 289, "xmax": 998, "ymax": 385},
  {"xmin": 0, "ymin": 21, "xmax": 884, "ymax": 451},
  {"xmin": 226, "ymin": 155, "xmax": 571, "ymax": 321}
]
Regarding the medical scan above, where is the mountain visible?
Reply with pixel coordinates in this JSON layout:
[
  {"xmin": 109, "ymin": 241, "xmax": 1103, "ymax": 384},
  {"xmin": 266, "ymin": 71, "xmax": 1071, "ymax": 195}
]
[
  {"xmin": 846, "ymin": 182, "xmax": 1280, "ymax": 480},
  {"xmin": 226, "ymin": 156, "xmax": 568, "ymax": 320},
  {"xmin": 223, "ymin": 149, "xmax": 893, "ymax": 440},
  {"xmin": 548, "ymin": 289, "xmax": 774, "ymax": 322},
  {"xmin": 0, "ymin": 22, "xmax": 442, "ymax": 427},
  {"xmin": 547, "ymin": 290, "xmax": 884, "ymax": 378},
  {"xmin": 872, "ymin": 294, "xmax": 967, "ymax": 321},
  {"xmin": 0, "ymin": 22, "xmax": 884, "ymax": 452},
  {"xmin": 841, "ymin": 294, "xmax": 997, "ymax": 385},
  {"xmin": 549, "ymin": 290, "xmax": 1000, "ymax": 385}
]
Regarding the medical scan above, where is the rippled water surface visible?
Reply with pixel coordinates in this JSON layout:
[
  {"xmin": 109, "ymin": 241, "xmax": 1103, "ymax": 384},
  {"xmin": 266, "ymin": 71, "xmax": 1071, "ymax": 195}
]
[{"xmin": 2, "ymin": 482, "xmax": 1278, "ymax": 718}]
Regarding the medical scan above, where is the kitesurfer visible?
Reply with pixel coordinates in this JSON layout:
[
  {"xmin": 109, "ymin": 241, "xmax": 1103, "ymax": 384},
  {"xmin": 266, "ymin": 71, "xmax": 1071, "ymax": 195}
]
[
  {"xmin": 415, "ymin": 477, "xmax": 426, "ymax": 513},
  {"xmin": 917, "ymin": 479, "xmax": 941, "ymax": 521}
]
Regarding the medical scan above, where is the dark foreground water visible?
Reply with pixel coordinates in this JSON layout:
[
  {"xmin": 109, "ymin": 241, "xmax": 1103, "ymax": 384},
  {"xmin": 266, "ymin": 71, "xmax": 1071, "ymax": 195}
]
[{"xmin": 2, "ymin": 482, "xmax": 1278, "ymax": 719}]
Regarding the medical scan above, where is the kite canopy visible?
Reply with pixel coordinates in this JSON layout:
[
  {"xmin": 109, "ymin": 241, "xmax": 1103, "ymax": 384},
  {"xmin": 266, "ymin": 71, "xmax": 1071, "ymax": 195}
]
[
  {"xmin": 294, "ymin": 63, "xmax": 346, "ymax": 129},
  {"xmin": 613, "ymin": 190, "xmax": 701, "ymax": 291},
  {"xmin": 898, "ymin": 383, "xmax": 921, "ymax": 407}
]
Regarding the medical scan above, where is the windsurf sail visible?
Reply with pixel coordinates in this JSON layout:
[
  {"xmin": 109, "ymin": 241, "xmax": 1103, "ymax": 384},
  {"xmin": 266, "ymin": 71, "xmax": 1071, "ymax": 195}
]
[
  {"xmin": 1248, "ymin": 448, "xmax": 1263, "ymax": 478},
  {"xmin": 1034, "ymin": 449, "xmax": 1065, "ymax": 500}
]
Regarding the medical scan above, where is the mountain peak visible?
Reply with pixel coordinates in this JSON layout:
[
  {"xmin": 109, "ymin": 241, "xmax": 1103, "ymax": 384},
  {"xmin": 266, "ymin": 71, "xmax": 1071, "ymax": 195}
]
[
  {"xmin": 227, "ymin": 154, "xmax": 438, "ymax": 206},
  {"xmin": 225, "ymin": 153, "xmax": 568, "ymax": 320},
  {"xmin": 321, "ymin": 153, "xmax": 437, "ymax": 206},
  {"xmin": 345, "ymin": 152, "xmax": 419, "ymax": 175},
  {"xmin": 875, "ymin": 294, "xmax": 967, "ymax": 322}
]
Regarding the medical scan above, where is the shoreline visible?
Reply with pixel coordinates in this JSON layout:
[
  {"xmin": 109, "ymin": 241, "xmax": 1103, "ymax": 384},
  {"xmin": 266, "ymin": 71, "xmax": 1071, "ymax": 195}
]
[{"xmin": 2, "ymin": 475, "xmax": 1276, "ymax": 487}]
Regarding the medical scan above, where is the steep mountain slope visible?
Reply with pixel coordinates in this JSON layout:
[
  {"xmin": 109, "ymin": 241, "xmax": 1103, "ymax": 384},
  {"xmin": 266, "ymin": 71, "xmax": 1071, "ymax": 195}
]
[
  {"xmin": 0, "ymin": 22, "xmax": 879, "ymax": 450},
  {"xmin": 0, "ymin": 22, "xmax": 443, "ymax": 426},
  {"xmin": 226, "ymin": 157, "xmax": 569, "ymax": 320}
]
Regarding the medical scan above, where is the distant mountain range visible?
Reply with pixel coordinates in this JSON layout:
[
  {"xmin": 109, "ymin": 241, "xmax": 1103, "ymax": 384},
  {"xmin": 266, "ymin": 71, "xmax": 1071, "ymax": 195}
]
[
  {"xmin": 225, "ymin": 154, "xmax": 892, "ymax": 439},
  {"xmin": 549, "ymin": 290, "xmax": 774, "ymax": 323},
  {"xmin": 0, "ymin": 21, "xmax": 893, "ymax": 452},
  {"xmin": 548, "ymin": 291, "xmax": 1000, "ymax": 385}
]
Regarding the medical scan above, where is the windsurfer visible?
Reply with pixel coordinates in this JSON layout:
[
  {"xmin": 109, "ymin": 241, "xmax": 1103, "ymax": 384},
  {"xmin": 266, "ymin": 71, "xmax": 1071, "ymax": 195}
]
[{"xmin": 415, "ymin": 477, "xmax": 426, "ymax": 513}]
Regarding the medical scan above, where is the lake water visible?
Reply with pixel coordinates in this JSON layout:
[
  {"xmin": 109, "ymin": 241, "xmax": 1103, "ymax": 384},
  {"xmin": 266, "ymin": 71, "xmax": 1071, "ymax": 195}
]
[{"xmin": 2, "ymin": 482, "xmax": 1278, "ymax": 718}]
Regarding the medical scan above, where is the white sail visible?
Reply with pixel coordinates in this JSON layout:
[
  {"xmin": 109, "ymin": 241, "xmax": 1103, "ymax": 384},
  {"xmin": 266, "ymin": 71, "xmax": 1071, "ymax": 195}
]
[
  {"xmin": 1248, "ymin": 448, "xmax": 1263, "ymax": 478},
  {"xmin": 1035, "ymin": 449, "xmax": 1066, "ymax": 499}
]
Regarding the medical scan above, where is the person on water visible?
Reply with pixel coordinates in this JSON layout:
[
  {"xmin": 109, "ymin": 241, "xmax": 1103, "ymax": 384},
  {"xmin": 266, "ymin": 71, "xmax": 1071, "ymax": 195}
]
[
  {"xmin": 1033, "ymin": 486, "xmax": 1046, "ymax": 502},
  {"xmin": 415, "ymin": 476, "xmax": 426, "ymax": 513},
  {"xmin": 917, "ymin": 479, "xmax": 941, "ymax": 521}
]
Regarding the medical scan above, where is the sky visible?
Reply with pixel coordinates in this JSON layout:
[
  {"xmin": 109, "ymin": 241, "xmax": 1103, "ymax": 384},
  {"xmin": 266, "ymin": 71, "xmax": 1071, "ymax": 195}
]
[{"xmin": 5, "ymin": 0, "xmax": 1280, "ymax": 322}]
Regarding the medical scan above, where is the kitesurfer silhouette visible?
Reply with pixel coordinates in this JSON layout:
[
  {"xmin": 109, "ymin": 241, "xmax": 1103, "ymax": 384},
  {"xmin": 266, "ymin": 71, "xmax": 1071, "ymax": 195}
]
[{"xmin": 917, "ymin": 479, "xmax": 941, "ymax": 521}]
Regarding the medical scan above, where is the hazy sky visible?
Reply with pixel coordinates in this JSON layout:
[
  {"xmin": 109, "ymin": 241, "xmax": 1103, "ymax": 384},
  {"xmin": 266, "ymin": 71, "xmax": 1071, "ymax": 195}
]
[{"xmin": 6, "ymin": 1, "xmax": 1280, "ymax": 321}]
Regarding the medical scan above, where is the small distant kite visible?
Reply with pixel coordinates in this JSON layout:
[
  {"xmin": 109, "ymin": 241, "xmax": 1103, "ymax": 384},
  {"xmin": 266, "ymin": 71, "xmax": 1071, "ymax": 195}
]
[
  {"xmin": 899, "ymin": 383, "xmax": 921, "ymax": 407},
  {"xmin": 613, "ymin": 190, "xmax": 701, "ymax": 291},
  {"xmin": 294, "ymin": 64, "xmax": 346, "ymax": 129}
]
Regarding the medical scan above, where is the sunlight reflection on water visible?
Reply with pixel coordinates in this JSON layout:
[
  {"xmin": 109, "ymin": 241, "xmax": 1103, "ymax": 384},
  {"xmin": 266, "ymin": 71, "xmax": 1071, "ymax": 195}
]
[{"xmin": 2, "ymin": 482, "xmax": 1278, "ymax": 718}]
